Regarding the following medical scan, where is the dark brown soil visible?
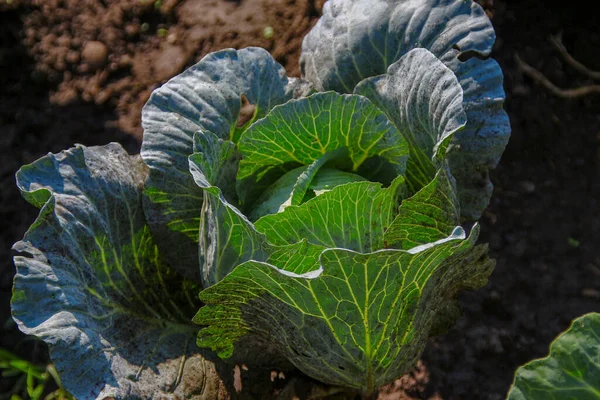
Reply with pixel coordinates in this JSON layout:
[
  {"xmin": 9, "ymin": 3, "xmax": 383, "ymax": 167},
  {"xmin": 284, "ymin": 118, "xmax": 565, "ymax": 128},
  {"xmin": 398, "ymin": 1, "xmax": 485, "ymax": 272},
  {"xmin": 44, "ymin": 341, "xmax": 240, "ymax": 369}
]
[
  {"xmin": 12, "ymin": 0, "xmax": 323, "ymax": 138},
  {"xmin": 1, "ymin": 0, "xmax": 599, "ymax": 399}
]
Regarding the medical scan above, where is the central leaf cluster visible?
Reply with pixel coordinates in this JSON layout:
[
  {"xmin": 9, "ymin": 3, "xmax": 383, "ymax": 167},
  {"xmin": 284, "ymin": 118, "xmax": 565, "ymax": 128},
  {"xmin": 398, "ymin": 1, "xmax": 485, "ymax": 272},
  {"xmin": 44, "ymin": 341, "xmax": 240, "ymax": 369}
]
[{"xmin": 235, "ymin": 92, "xmax": 408, "ymax": 221}]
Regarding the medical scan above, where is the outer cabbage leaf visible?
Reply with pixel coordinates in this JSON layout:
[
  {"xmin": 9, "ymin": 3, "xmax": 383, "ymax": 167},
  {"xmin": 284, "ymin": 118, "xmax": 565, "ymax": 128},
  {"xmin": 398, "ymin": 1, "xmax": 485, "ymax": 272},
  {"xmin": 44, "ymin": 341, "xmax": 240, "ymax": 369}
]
[
  {"xmin": 507, "ymin": 313, "xmax": 600, "ymax": 400},
  {"xmin": 355, "ymin": 48, "xmax": 466, "ymax": 192},
  {"xmin": 141, "ymin": 47, "xmax": 298, "ymax": 281},
  {"xmin": 444, "ymin": 56, "xmax": 511, "ymax": 220},
  {"xmin": 12, "ymin": 144, "xmax": 229, "ymax": 399},
  {"xmin": 195, "ymin": 226, "xmax": 493, "ymax": 393},
  {"xmin": 236, "ymin": 92, "xmax": 409, "ymax": 208},
  {"xmin": 384, "ymin": 168, "xmax": 490, "ymax": 335},
  {"xmin": 300, "ymin": 0, "xmax": 510, "ymax": 219},
  {"xmin": 300, "ymin": 0, "xmax": 495, "ymax": 93}
]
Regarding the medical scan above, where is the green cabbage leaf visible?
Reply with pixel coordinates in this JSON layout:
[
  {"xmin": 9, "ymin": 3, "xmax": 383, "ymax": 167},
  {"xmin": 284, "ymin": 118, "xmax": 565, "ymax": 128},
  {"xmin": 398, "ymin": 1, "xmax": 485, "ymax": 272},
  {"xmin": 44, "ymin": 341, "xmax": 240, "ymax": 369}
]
[{"xmin": 507, "ymin": 313, "xmax": 600, "ymax": 400}]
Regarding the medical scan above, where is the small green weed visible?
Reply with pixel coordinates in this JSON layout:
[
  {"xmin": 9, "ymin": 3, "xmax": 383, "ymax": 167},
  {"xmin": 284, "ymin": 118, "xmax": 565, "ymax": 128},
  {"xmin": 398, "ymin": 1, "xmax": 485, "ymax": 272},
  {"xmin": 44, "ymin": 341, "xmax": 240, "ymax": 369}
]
[{"xmin": 0, "ymin": 349, "xmax": 72, "ymax": 400}]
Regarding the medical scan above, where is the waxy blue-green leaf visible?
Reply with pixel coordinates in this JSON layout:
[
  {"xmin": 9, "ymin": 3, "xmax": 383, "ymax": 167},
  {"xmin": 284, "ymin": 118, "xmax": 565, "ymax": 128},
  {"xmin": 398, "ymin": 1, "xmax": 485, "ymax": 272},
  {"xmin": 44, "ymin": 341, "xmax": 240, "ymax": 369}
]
[
  {"xmin": 507, "ymin": 313, "xmax": 600, "ymax": 400},
  {"xmin": 355, "ymin": 48, "xmax": 466, "ymax": 191},
  {"xmin": 12, "ymin": 144, "xmax": 226, "ymax": 399},
  {"xmin": 236, "ymin": 92, "xmax": 409, "ymax": 206},
  {"xmin": 189, "ymin": 143, "xmax": 269, "ymax": 288},
  {"xmin": 384, "ymin": 168, "xmax": 460, "ymax": 251},
  {"xmin": 300, "ymin": 0, "xmax": 495, "ymax": 93},
  {"xmin": 300, "ymin": 0, "xmax": 510, "ymax": 220},
  {"xmin": 141, "ymin": 47, "xmax": 298, "ymax": 281},
  {"xmin": 444, "ymin": 56, "xmax": 511, "ymax": 220},
  {"xmin": 355, "ymin": 49, "xmax": 466, "ymax": 162},
  {"xmin": 254, "ymin": 176, "xmax": 406, "ymax": 253},
  {"xmin": 195, "ymin": 226, "xmax": 494, "ymax": 393}
]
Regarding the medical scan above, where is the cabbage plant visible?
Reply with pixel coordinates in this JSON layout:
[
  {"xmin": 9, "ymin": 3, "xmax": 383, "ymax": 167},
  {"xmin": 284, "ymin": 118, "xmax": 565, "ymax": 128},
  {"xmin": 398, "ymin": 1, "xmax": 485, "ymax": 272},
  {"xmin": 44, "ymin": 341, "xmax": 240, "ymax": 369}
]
[{"xmin": 11, "ymin": 0, "xmax": 510, "ymax": 398}]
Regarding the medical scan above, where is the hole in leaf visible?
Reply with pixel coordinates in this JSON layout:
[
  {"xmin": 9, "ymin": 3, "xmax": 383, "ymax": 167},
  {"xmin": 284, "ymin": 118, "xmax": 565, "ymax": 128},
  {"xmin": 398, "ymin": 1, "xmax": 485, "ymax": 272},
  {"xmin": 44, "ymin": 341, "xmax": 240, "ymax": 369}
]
[
  {"xmin": 452, "ymin": 43, "xmax": 491, "ymax": 62},
  {"xmin": 231, "ymin": 94, "xmax": 259, "ymax": 143},
  {"xmin": 237, "ymin": 94, "xmax": 257, "ymax": 128},
  {"xmin": 457, "ymin": 49, "xmax": 490, "ymax": 62}
]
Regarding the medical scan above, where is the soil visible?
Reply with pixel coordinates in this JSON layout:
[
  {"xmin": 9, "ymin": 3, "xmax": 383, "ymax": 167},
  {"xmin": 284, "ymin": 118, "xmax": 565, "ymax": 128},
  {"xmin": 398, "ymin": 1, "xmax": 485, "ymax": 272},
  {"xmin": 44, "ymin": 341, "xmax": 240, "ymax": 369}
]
[{"xmin": 1, "ymin": 0, "xmax": 599, "ymax": 399}]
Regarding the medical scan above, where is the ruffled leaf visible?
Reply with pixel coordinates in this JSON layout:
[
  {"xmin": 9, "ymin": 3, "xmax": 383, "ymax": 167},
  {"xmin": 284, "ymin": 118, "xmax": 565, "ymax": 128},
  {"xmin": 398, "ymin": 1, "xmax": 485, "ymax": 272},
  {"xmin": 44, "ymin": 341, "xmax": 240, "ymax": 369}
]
[
  {"xmin": 12, "ymin": 144, "xmax": 226, "ymax": 399},
  {"xmin": 444, "ymin": 56, "xmax": 511, "ymax": 220},
  {"xmin": 300, "ymin": 0, "xmax": 495, "ymax": 92},
  {"xmin": 355, "ymin": 48, "xmax": 466, "ymax": 191},
  {"xmin": 195, "ymin": 226, "xmax": 493, "ymax": 393}
]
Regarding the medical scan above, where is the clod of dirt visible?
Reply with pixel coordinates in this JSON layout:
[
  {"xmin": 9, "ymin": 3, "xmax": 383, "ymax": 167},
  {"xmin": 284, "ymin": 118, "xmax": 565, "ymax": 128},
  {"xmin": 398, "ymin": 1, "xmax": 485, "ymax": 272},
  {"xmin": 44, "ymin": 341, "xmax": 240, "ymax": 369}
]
[
  {"xmin": 81, "ymin": 41, "xmax": 108, "ymax": 70},
  {"xmin": 378, "ymin": 360, "xmax": 433, "ymax": 400}
]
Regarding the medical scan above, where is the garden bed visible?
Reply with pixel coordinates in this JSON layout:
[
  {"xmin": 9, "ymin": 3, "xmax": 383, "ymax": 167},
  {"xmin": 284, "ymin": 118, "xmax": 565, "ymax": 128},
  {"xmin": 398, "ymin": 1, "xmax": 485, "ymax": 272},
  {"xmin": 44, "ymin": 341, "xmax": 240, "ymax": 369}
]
[{"xmin": 1, "ymin": 0, "xmax": 599, "ymax": 398}]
